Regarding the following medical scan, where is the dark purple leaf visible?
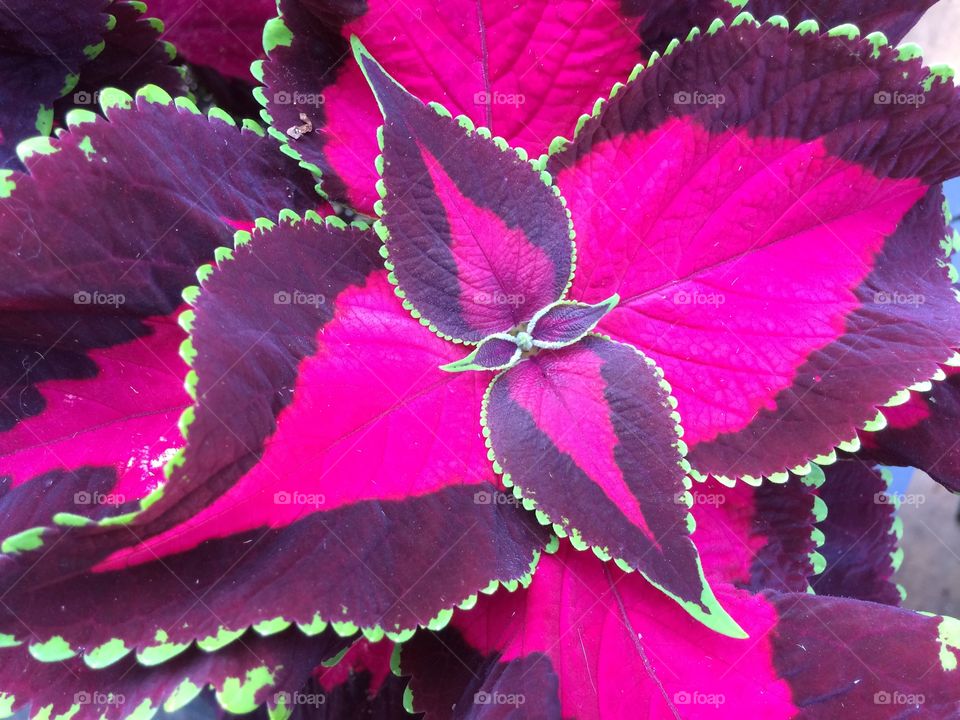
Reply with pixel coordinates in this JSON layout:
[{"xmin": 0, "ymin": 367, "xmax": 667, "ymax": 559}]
[
  {"xmin": 861, "ymin": 364, "xmax": 960, "ymax": 492},
  {"xmin": 0, "ymin": 627, "xmax": 351, "ymax": 719},
  {"xmin": 748, "ymin": 0, "xmax": 938, "ymax": 43},
  {"xmin": 56, "ymin": 0, "xmax": 187, "ymax": 119},
  {"xmin": 0, "ymin": 0, "xmax": 110, "ymax": 166}
]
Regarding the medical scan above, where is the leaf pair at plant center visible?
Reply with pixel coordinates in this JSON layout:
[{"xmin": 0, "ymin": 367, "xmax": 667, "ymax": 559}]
[
  {"xmin": 354, "ymin": 39, "xmax": 744, "ymax": 638},
  {"xmin": 441, "ymin": 295, "xmax": 620, "ymax": 373}
]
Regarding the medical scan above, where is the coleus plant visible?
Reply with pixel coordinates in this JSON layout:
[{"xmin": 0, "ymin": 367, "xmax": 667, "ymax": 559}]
[{"xmin": 1, "ymin": 0, "xmax": 960, "ymax": 718}]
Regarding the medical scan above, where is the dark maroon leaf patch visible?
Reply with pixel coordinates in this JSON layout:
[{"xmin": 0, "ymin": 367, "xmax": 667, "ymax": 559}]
[
  {"xmin": 56, "ymin": 0, "xmax": 187, "ymax": 120},
  {"xmin": 767, "ymin": 592, "xmax": 960, "ymax": 718},
  {"xmin": 0, "ymin": 0, "xmax": 109, "ymax": 166},
  {"xmin": 748, "ymin": 0, "xmax": 937, "ymax": 43},
  {"xmin": 809, "ymin": 461, "xmax": 903, "ymax": 606}
]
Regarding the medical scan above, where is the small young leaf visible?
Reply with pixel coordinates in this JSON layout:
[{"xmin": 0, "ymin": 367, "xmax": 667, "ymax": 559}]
[
  {"xmin": 528, "ymin": 295, "xmax": 619, "ymax": 349},
  {"xmin": 440, "ymin": 334, "xmax": 521, "ymax": 373}
]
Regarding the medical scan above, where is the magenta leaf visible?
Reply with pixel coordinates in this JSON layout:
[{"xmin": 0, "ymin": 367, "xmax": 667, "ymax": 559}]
[
  {"xmin": 810, "ymin": 461, "xmax": 904, "ymax": 606},
  {"xmin": 259, "ymin": 0, "xmax": 722, "ymax": 213},
  {"xmin": 528, "ymin": 295, "xmax": 620, "ymax": 349},
  {"xmin": 353, "ymin": 41, "xmax": 574, "ymax": 343},
  {"xmin": 0, "ymin": 627, "xmax": 351, "ymax": 719},
  {"xmin": 146, "ymin": 0, "xmax": 273, "ymax": 80},
  {"xmin": 398, "ymin": 544, "xmax": 960, "ymax": 718},
  {"xmin": 255, "ymin": 1, "xmax": 941, "ymax": 213},
  {"xmin": 0, "ymin": 87, "xmax": 316, "ymax": 545},
  {"xmin": 550, "ymin": 18, "xmax": 960, "ymax": 482},
  {"xmin": 0, "ymin": 215, "xmax": 546, "ymax": 664},
  {"xmin": 0, "ymin": 0, "xmax": 110, "ymax": 166},
  {"xmin": 484, "ymin": 335, "xmax": 743, "ymax": 637},
  {"xmin": 861, "ymin": 364, "xmax": 960, "ymax": 492}
]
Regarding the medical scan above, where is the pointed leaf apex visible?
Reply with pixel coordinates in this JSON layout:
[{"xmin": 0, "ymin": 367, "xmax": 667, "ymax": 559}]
[
  {"xmin": 691, "ymin": 587, "xmax": 749, "ymax": 639},
  {"xmin": 439, "ymin": 355, "xmax": 480, "ymax": 373},
  {"xmin": 352, "ymin": 36, "xmax": 412, "ymax": 119}
]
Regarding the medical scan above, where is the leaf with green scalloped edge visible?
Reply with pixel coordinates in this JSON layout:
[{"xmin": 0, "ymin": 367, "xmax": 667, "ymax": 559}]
[
  {"xmin": 0, "ymin": 214, "xmax": 548, "ymax": 668},
  {"xmin": 484, "ymin": 335, "xmax": 744, "ymax": 638},
  {"xmin": 746, "ymin": 0, "xmax": 937, "ymax": 43},
  {"xmin": 353, "ymin": 39, "xmax": 574, "ymax": 344},
  {"xmin": 396, "ymin": 489, "xmax": 960, "ymax": 718},
  {"xmin": 0, "ymin": 626, "xmax": 351, "ymax": 720},
  {"xmin": 861, "ymin": 364, "xmax": 960, "ymax": 493},
  {"xmin": 0, "ymin": 85, "xmax": 316, "ymax": 548},
  {"xmin": 258, "ymin": 0, "xmax": 748, "ymax": 212},
  {"xmin": 0, "ymin": 0, "xmax": 110, "ymax": 167},
  {"xmin": 55, "ymin": 0, "xmax": 187, "ymax": 121},
  {"xmin": 549, "ymin": 17, "xmax": 960, "ymax": 482},
  {"xmin": 810, "ymin": 460, "xmax": 904, "ymax": 606}
]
